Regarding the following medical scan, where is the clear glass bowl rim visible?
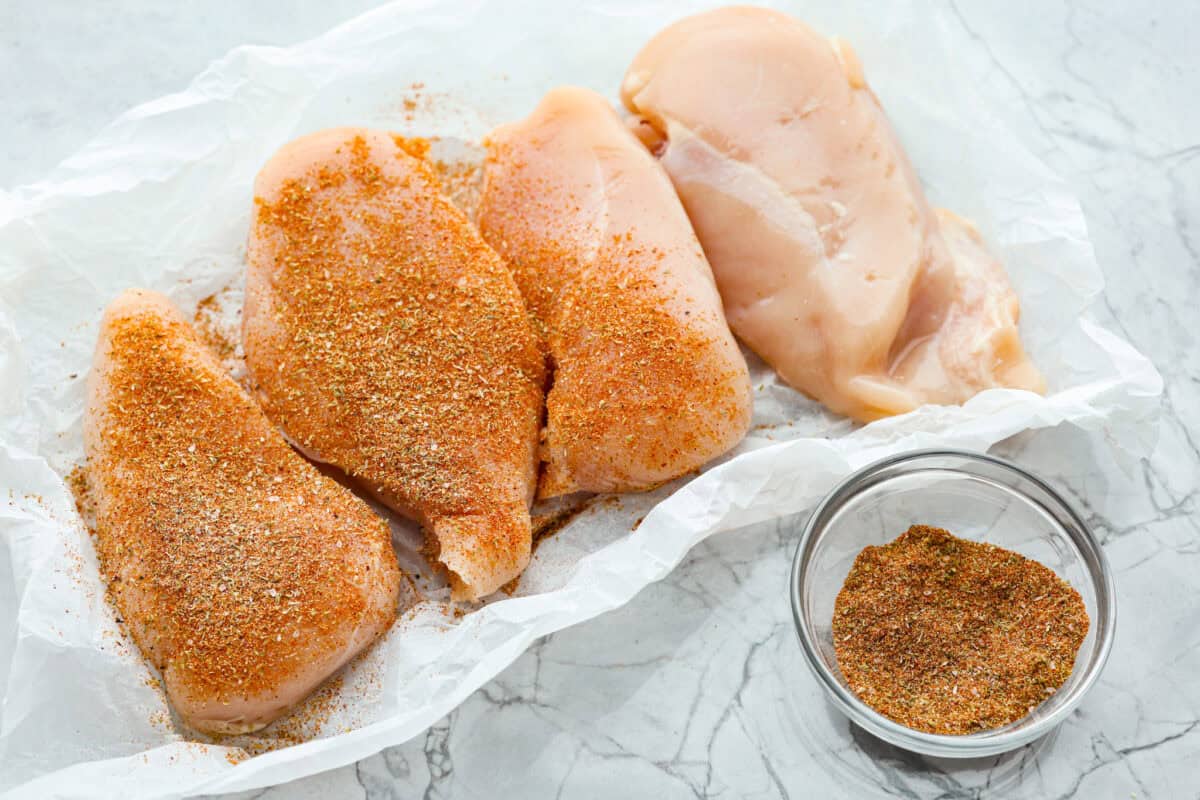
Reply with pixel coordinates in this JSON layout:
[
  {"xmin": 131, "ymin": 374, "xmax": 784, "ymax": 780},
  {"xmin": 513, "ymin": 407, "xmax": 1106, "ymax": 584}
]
[{"xmin": 788, "ymin": 447, "xmax": 1117, "ymax": 758}]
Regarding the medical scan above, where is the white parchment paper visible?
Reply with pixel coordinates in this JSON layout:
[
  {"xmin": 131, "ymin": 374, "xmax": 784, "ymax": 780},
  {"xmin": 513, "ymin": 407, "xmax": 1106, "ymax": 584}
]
[{"xmin": 0, "ymin": 0, "xmax": 1162, "ymax": 796}]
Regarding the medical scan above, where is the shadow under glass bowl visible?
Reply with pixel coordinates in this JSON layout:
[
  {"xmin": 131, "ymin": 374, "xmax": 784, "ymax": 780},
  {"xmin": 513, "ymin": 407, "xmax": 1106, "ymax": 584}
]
[{"xmin": 789, "ymin": 449, "xmax": 1116, "ymax": 758}]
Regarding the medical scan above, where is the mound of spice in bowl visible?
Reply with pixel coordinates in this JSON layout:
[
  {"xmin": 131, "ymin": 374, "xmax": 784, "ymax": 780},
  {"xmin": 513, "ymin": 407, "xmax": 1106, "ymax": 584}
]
[{"xmin": 833, "ymin": 524, "xmax": 1089, "ymax": 735}]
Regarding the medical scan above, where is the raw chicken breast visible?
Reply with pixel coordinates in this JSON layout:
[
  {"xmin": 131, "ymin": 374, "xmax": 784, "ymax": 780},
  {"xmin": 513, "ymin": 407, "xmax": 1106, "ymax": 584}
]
[
  {"xmin": 244, "ymin": 129, "xmax": 544, "ymax": 600},
  {"xmin": 621, "ymin": 7, "xmax": 1043, "ymax": 422},
  {"xmin": 478, "ymin": 87, "xmax": 753, "ymax": 497},
  {"xmin": 84, "ymin": 289, "xmax": 399, "ymax": 735}
]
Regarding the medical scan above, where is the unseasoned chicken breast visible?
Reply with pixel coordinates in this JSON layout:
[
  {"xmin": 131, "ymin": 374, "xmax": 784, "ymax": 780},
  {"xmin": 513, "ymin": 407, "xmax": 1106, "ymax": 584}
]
[
  {"xmin": 478, "ymin": 87, "xmax": 753, "ymax": 497},
  {"xmin": 622, "ymin": 7, "xmax": 1043, "ymax": 422},
  {"xmin": 244, "ymin": 129, "xmax": 544, "ymax": 600},
  {"xmin": 84, "ymin": 289, "xmax": 399, "ymax": 735}
]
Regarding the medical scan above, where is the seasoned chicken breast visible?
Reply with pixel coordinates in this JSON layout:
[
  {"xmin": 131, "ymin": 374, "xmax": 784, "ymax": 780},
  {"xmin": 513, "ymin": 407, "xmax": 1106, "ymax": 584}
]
[
  {"xmin": 622, "ymin": 7, "xmax": 1043, "ymax": 422},
  {"xmin": 478, "ymin": 87, "xmax": 753, "ymax": 497},
  {"xmin": 84, "ymin": 289, "xmax": 399, "ymax": 735},
  {"xmin": 244, "ymin": 129, "xmax": 544, "ymax": 600}
]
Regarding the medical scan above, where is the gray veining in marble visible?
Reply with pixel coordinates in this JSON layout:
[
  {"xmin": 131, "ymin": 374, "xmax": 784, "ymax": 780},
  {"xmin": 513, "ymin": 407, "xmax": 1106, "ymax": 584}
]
[{"xmin": 3, "ymin": 0, "xmax": 1197, "ymax": 797}]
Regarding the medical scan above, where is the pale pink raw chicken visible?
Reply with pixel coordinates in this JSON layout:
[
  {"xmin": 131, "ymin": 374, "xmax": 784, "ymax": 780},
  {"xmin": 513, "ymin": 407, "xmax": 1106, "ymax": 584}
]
[{"xmin": 621, "ymin": 6, "xmax": 1044, "ymax": 422}]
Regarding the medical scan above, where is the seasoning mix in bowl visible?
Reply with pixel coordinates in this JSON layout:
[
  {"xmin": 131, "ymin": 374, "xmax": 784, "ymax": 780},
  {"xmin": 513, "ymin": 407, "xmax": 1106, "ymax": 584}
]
[
  {"xmin": 832, "ymin": 524, "xmax": 1089, "ymax": 735},
  {"xmin": 790, "ymin": 450, "xmax": 1115, "ymax": 758}
]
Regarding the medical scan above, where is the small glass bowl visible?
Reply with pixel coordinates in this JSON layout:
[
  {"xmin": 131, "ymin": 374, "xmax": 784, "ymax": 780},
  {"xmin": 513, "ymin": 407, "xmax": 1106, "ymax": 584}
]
[{"xmin": 789, "ymin": 449, "xmax": 1115, "ymax": 758}]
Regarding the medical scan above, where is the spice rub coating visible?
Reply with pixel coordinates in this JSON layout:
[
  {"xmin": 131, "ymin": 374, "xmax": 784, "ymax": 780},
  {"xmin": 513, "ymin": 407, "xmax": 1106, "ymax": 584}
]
[
  {"xmin": 244, "ymin": 129, "xmax": 545, "ymax": 600},
  {"xmin": 84, "ymin": 289, "xmax": 400, "ymax": 735},
  {"xmin": 833, "ymin": 525, "xmax": 1089, "ymax": 735},
  {"xmin": 478, "ymin": 87, "xmax": 753, "ymax": 497}
]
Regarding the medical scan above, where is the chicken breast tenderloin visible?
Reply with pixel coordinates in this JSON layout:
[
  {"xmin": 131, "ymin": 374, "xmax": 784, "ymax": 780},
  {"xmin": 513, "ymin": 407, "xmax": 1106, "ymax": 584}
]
[
  {"xmin": 622, "ymin": 7, "xmax": 1043, "ymax": 422},
  {"xmin": 478, "ymin": 87, "xmax": 753, "ymax": 498},
  {"xmin": 84, "ymin": 289, "xmax": 400, "ymax": 735},
  {"xmin": 245, "ymin": 129, "xmax": 545, "ymax": 601}
]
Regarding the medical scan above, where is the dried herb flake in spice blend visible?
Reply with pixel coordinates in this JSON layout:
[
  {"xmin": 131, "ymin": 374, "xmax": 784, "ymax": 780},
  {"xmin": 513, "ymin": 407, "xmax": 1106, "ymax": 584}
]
[{"xmin": 832, "ymin": 525, "xmax": 1089, "ymax": 735}]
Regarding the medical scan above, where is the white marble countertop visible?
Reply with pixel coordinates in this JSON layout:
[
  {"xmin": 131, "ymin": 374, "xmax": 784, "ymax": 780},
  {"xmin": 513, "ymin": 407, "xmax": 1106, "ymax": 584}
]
[{"xmin": 4, "ymin": 1, "xmax": 1197, "ymax": 797}]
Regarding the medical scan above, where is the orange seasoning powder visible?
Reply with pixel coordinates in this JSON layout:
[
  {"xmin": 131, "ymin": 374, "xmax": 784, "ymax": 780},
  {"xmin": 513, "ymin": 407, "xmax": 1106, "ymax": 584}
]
[
  {"xmin": 87, "ymin": 304, "xmax": 398, "ymax": 721},
  {"xmin": 833, "ymin": 524, "xmax": 1090, "ymax": 735},
  {"xmin": 244, "ymin": 130, "xmax": 545, "ymax": 598}
]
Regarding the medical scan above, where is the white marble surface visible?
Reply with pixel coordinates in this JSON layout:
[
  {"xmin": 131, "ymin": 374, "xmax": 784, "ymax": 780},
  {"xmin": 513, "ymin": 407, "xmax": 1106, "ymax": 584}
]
[{"xmin": 4, "ymin": 1, "xmax": 1198, "ymax": 797}]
